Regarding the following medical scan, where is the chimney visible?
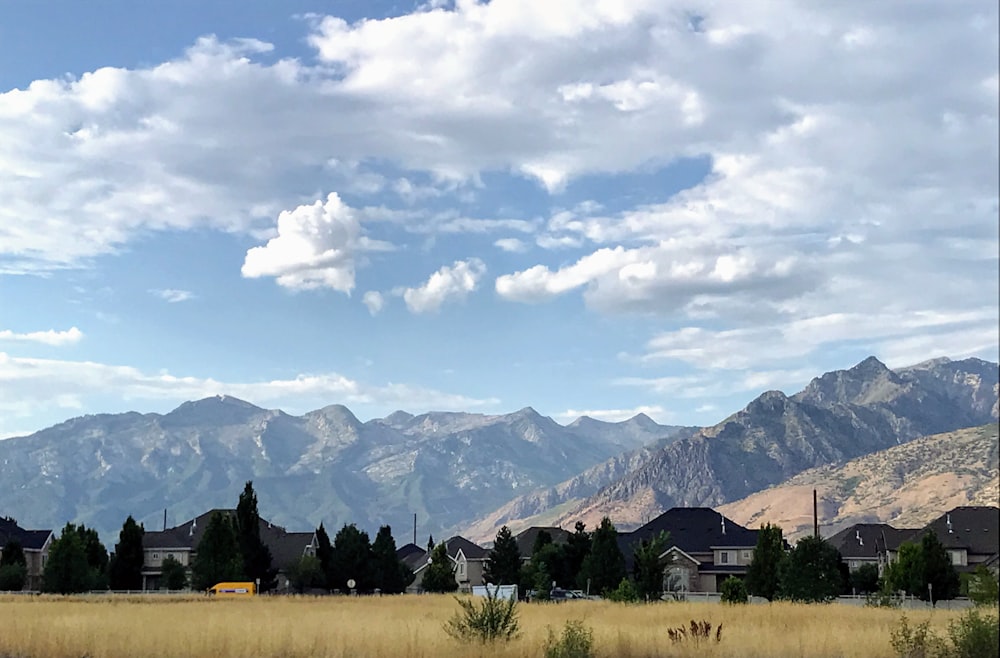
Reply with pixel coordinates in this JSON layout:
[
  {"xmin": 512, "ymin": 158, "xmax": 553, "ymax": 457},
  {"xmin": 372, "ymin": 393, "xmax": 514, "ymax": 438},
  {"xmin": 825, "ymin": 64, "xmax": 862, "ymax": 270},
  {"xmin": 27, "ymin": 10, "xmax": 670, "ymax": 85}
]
[
  {"xmin": 856, "ymin": 530, "xmax": 863, "ymax": 546},
  {"xmin": 946, "ymin": 513, "xmax": 953, "ymax": 533},
  {"xmin": 720, "ymin": 515, "xmax": 726, "ymax": 535}
]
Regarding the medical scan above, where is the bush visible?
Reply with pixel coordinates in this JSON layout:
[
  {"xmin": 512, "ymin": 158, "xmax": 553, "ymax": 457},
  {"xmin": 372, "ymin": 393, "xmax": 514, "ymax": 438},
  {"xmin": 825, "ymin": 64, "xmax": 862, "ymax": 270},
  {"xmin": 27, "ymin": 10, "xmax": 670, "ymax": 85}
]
[
  {"xmin": 605, "ymin": 577, "xmax": 639, "ymax": 603},
  {"xmin": 947, "ymin": 608, "xmax": 999, "ymax": 658},
  {"xmin": 543, "ymin": 620, "xmax": 594, "ymax": 658},
  {"xmin": 890, "ymin": 614, "xmax": 946, "ymax": 658},
  {"xmin": 720, "ymin": 576, "xmax": 748, "ymax": 604},
  {"xmin": 160, "ymin": 556, "xmax": 188, "ymax": 590},
  {"xmin": 965, "ymin": 566, "xmax": 999, "ymax": 606},
  {"xmin": 443, "ymin": 589, "xmax": 520, "ymax": 644}
]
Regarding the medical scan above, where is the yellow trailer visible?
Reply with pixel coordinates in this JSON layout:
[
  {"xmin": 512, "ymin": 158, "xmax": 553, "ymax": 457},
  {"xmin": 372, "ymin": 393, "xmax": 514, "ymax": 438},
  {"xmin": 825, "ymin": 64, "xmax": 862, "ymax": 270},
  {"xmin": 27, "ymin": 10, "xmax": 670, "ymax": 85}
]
[{"xmin": 207, "ymin": 582, "xmax": 256, "ymax": 597}]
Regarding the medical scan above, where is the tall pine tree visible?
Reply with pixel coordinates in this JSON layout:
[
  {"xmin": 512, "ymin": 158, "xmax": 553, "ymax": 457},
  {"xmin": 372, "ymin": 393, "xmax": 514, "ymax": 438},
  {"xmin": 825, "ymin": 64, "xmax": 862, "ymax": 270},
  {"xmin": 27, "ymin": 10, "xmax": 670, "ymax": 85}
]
[
  {"xmin": 632, "ymin": 530, "xmax": 670, "ymax": 601},
  {"xmin": 236, "ymin": 481, "xmax": 277, "ymax": 591},
  {"xmin": 315, "ymin": 523, "xmax": 334, "ymax": 591},
  {"xmin": 579, "ymin": 517, "xmax": 625, "ymax": 596},
  {"xmin": 330, "ymin": 524, "xmax": 373, "ymax": 591},
  {"xmin": 484, "ymin": 526, "xmax": 522, "ymax": 586},
  {"xmin": 565, "ymin": 521, "xmax": 591, "ymax": 589},
  {"xmin": 371, "ymin": 525, "xmax": 409, "ymax": 594},
  {"xmin": 109, "ymin": 515, "xmax": 145, "ymax": 591},
  {"xmin": 191, "ymin": 512, "xmax": 243, "ymax": 591},
  {"xmin": 746, "ymin": 523, "xmax": 785, "ymax": 601}
]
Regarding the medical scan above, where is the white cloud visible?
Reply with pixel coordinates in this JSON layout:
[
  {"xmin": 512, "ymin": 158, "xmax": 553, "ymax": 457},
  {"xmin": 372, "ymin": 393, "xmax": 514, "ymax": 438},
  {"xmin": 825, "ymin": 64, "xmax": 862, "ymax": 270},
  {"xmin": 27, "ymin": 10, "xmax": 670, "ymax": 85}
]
[
  {"xmin": 362, "ymin": 290, "xmax": 385, "ymax": 315},
  {"xmin": 0, "ymin": 327, "xmax": 83, "ymax": 346},
  {"xmin": 0, "ymin": 351, "xmax": 500, "ymax": 438},
  {"xmin": 402, "ymin": 258, "xmax": 486, "ymax": 313},
  {"xmin": 242, "ymin": 193, "xmax": 392, "ymax": 292},
  {"xmin": 149, "ymin": 288, "xmax": 194, "ymax": 303},
  {"xmin": 555, "ymin": 404, "xmax": 670, "ymax": 424},
  {"xmin": 494, "ymin": 238, "xmax": 527, "ymax": 253}
]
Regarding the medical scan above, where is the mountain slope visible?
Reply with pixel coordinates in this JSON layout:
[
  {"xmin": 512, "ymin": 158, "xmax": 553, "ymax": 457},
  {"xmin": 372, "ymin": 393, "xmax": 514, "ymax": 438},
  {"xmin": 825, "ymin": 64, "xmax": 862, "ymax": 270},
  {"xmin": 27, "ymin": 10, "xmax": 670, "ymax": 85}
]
[
  {"xmin": 0, "ymin": 398, "xmax": 680, "ymax": 542},
  {"xmin": 719, "ymin": 424, "xmax": 1000, "ymax": 541},
  {"xmin": 464, "ymin": 357, "xmax": 998, "ymax": 538}
]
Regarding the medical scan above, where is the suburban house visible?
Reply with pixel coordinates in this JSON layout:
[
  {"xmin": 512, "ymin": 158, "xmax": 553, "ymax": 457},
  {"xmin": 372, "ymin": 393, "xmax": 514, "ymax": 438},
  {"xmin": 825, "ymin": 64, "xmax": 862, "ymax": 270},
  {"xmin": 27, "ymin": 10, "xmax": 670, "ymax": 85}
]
[
  {"xmin": 825, "ymin": 523, "xmax": 918, "ymax": 575},
  {"xmin": 619, "ymin": 507, "xmax": 760, "ymax": 594},
  {"xmin": 141, "ymin": 509, "xmax": 317, "ymax": 591},
  {"xmin": 0, "ymin": 517, "xmax": 53, "ymax": 591},
  {"xmin": 407, "ymin": 536, "xmax": 488, "ymax": 593},
  {"xmin": 514, "ymin": 526, "xmax": 571, "ymax": 561},
  {"xmin": 395, "ymin": 542, "xmax": 427, "ymax": 575},
  {"xmin": 892, "ymin": 506, "xmax": 1000, "ymax": 574}
]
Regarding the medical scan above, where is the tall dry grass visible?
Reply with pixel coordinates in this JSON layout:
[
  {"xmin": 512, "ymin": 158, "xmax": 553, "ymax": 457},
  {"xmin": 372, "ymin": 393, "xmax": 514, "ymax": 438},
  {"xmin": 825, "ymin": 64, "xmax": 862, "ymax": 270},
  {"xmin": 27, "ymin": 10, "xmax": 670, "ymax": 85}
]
[{"xmin": 0, "ymin": 594, "xmax": 962, "ymax": 658}]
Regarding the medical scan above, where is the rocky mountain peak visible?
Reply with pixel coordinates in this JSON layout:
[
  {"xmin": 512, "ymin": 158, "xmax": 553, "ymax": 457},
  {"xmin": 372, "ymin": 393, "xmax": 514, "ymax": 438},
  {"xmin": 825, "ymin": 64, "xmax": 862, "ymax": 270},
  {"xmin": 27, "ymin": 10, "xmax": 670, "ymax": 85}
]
[
  {"xmin": 163, "ymin": 395, "xmax": 265, "ymax": 427},
  {"xmin": 307, "ymin": 404, "xmax": 362, "ymax": 429},
  {"xmin": 794, "ymin": 355, "xmax": 904, "ymax": 407}
]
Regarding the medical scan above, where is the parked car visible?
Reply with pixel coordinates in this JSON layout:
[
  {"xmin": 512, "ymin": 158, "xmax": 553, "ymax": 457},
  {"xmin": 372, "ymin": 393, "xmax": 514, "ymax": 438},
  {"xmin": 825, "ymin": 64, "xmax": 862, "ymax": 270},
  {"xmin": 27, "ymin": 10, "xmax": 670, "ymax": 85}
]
[{"xmin": 549, "ymin": 588, "xmax": 585, "ymax": 601}]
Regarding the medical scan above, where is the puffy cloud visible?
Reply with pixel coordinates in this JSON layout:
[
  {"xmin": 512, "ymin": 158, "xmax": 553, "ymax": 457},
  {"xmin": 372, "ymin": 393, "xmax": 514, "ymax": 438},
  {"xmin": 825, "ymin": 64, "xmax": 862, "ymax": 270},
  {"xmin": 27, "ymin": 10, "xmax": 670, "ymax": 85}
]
[
  {"xmin": 149, "ymin": 289, "xmax": 194, "ymax": 303},
  {"xmin": 0, "ymin": 351, "xmax": 500, "ymax": 438},
  {"xmin": 402, "ymin": 258, "xmax": 486, "ymax": 313},
  {"xmin": 0, "ymin": 327, "xmax": 83, "ymax": 346},
  {"xmin": 242, "ymin": 193, "xmax": 392, "ymax": 292},
  {"xmin": 494, "ymin": 238, "xmax": 528, "ymax": 253},
  {"xmin": 362, "ymin": 290, "xmax": 385, "ymax": 315}
]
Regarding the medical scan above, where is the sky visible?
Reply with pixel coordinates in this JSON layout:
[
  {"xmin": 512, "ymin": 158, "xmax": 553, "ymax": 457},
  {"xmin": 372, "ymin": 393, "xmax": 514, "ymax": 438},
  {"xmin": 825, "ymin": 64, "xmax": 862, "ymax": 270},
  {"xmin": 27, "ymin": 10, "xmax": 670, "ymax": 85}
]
[{"xmin": 0, "ymin": 0, "xmax": 997, "ymax": 438}]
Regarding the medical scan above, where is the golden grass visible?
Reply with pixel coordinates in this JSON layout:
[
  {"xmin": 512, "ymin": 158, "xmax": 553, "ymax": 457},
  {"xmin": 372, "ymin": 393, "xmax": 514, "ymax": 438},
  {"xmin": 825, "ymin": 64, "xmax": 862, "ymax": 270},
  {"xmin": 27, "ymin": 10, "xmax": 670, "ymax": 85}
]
[{"xmin": 0, "ymin": 594, "xmax": 963, "ymax": 658}]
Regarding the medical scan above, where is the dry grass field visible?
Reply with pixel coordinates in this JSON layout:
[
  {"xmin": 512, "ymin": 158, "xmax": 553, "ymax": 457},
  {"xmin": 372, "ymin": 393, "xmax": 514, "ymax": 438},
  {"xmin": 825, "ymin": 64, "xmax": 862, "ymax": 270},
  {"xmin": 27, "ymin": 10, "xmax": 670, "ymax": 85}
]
[{"xmin": 0, "ymin": 594, "xmax": 962, "ymax": 658}]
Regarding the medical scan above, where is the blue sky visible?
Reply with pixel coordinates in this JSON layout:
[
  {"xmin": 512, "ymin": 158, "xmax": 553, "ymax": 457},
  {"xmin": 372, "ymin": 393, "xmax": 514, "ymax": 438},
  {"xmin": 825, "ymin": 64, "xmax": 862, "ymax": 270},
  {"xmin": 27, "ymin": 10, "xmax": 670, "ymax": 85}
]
[{"xmin": 1, "ymin": 0, "xmax": 997, "ymax": 438}]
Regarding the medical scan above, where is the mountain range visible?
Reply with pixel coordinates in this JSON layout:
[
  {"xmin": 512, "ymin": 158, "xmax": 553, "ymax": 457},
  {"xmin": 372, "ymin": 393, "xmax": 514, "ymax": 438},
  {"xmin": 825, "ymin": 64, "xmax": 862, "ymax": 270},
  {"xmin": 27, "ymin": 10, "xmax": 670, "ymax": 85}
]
[
  {"xmin": 0, "ymin": 398, "xmax": 682, "ymax": 542},
  {"xmin": 462, "ymin": 356, "xmax": 998, "ymax": 541},
  {"xmin": 0, "ymin": 355, "xmax": 995, "ymax": 546}
]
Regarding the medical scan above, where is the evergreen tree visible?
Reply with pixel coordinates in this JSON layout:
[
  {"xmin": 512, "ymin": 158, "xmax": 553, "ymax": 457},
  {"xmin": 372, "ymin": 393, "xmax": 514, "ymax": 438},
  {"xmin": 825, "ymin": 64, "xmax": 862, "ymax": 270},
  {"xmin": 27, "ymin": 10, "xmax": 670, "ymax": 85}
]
[
  {"xmin": 532, "ymin": 529, "xmax": 553, "ymax": 554},
  {"xmin": 109, "ymin": 515, "xmax": 145, "ymax": 590},
  {"xmin": 564, "ymin": 522, "xmax": 591, "ymax": 589},
  {"xmin": 0, "ymin": 538, "xmax": 27, "ymax": 591},
  {"xmin": 917, "ymin": 532, "xmax": 960, "ymax": 603},
  {"xmin": 76, "ymin": 524, "xmax": 109, "ymax": 589},
  {"xmin": 579, "ymin": 517, "xmax": 626, "ymax": 595},
  {"xmin": 371, "ymin": 525, "xmax": 409, "ymax": 594},
  {"xmin": 484, "ymin": 526, "xmax": 522, "ymax": 586},
  {"xmin": 42, "ymin": 524, "xmax": 94, "ymax": 593},
  {"xmin": 632, "ymin": 530, "xmax": 670, "ymax": 601},
  {"xmin": 315, "ymin": 523, "xmax": 333, "ymax": 590},
  {"xmin": 330, "ymin": 523, "xmax": 373, "ymax": 591},
  {"xmin": 427, "ymin": 534, "xmax": 435, "ymax": 554},
  {"xmin": 528, "ymin": 542, "xmax": 569, "ymax": 591},
  {"xmin": 778, "ymin": 535, "xmax": 843, "ymax": 603},
  {"xmin": 421, "ymin": 542, "xmax": 458, "ymax": 593},
  {"xmin": 160, "ymin": 556, "xmax": 188, "ymax": 590},
  {"xmin": 191, "ymin": 511, "xmax": 243, "ymax": 591},
  {"xmin": 746, "ymin": 523, "xmax": 785, "ymax": 601},
  {"xmin": 236, "ymin": 481, "xmax": 277, "ymax": 592}
]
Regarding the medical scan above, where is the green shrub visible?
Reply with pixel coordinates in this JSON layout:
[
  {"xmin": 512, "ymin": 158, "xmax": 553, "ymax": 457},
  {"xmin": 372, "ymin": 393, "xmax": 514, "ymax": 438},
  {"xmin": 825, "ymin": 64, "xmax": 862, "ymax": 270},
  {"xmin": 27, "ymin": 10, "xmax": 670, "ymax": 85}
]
[
  {"xmin": 890, "ymin": 614, "xmax": 945, "ymax": 658},
  {"xmin": 965, "ymin": 566, "xmax": 999, "ymax": 606},
  {"xmin": 443, "ymin": 589, "xmax": 520, "ymax": 644},
  {"xmin": 543, "ymin": 620, "xmax": 594, "ymax": 658},
  {"xmin": 947, "ymin": 608, "xmax": 999, "ymax": 658},
  {"xmin": 605, "ymin": 577, "xmax": 639, "ymax": 603},
  {"xmin": 720, "ymin": 576, "xmax": 748, "ymax": 604},
  {"xmin": 0, "ymin": 563, "xmax": 27, "ymax": 591}
]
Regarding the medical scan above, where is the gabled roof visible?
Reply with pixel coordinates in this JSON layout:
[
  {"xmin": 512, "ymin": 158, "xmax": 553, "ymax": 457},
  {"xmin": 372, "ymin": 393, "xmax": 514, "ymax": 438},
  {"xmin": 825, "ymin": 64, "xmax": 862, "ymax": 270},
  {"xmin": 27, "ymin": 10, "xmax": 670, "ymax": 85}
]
[
  {"xmin": 444, "ymin": 536, "xmax": 488, "ymax": 561},
  {"xmin": 910, "ymin": 506, "xmax": 1000, "ymax": 556},
  {"xmin": 826, "ymin": 523, "xmax": 902, "ymax": 559},
  {"xmin": 0, "ymin": 517, "xmax": 53, "ymax": 551},
  {"xmin": 513, "ymin": 526, "xmax": 571, "ymax": 558},
  {"xmin": 622, "ymin": 508, "xmax": 759, "ymax": 556},
  {"xmin": 396, "ymin": 543, "xmax": 427, "ymax": 571}
]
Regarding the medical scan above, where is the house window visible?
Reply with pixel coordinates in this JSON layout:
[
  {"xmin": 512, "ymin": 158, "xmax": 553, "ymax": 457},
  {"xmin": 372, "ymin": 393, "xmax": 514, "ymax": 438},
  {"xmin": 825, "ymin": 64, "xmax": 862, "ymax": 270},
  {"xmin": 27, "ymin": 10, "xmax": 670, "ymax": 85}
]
[
  {"xmin": 167, "ymin": 553, "xmax": 173, "ymax": 559},
  {"xmin": 719, "ymin": 551, "xmax": 729, "ymax": 564},
  {"xmin": 742, "ymin": 551, "xmax": 752, "ymax": 561},
  {"xmin": 152, "ymin": 553, "xmax": 159, "ymax": 559},
  {"xmin": 950, "ymin": 551, "xmax": 963, "ymax": 566}
]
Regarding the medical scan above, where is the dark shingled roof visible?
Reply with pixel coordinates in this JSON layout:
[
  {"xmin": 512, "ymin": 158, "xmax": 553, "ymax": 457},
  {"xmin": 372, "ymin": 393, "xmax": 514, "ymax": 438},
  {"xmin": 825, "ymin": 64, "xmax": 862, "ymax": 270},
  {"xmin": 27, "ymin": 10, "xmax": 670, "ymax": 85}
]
[
  {"xmin": 826, "ymin": 523, "xmax": 908, "ymax": 559},
  {"xmin": 396, "ymin": 543, "xmax": 428, "ymax": 571},
  {"xmin": 444, "ymin": 536, "xmax": 488, "ymax": 560},
  {"xmin": 623, "ymin": 508, "xmax": 758, "ymax": 554},
  {"xmin": 513, "ymin": 526, "xmax": 571, "ymax": 558},
  {"xmin": 908, "ymin": 506, "xmax": 1000, "ymax": 556},
  {"xmin": 0, "ymin": 517, "xmax": 52, "ymax": 551}
]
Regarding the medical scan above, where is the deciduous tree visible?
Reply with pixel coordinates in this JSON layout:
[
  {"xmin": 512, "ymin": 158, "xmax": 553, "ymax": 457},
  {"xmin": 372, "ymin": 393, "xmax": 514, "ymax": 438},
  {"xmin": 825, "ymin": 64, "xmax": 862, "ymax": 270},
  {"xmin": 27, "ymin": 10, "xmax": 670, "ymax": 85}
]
[
  {"xmin": 160, "ymin": 555, "xmax": 188, "ymax": 590},
  {"xmin": 191, "ymin": 512, "xmax": 243, "ymax": 591},
  {"xmin": 778, "ymin": 535, "xmax": 843, "ymax": 603},
  {"xmin": 632, "ymin": 530, "xmax": 671, "ymax": 601},
  {"xmin": 42, "ymin": 524, "xmax": 94, "ymax": 594},
  {"xmin": 421, "ymin": 542, "xmax": 458, "ymax": 593}
]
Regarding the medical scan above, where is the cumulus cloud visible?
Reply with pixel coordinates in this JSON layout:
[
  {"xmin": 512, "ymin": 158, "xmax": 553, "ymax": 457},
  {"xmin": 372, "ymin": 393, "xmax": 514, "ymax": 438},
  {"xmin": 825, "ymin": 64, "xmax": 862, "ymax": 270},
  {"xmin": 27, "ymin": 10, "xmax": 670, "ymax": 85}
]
[
  {"xmin": 402, "ymin": 258, "xmax": 486, "ymax": 313},
  {"xmin": 242, "ymin": 193, "xmax": 392, "ymax": 292},
  {"xmin": 0, "ymin": 327, "xmax": 84, "ymax": 346},
  {"xmin": 0, "ymin": 351, "xmax": 500, "ymax": 438},
  {"xmin": 362, "ymin": 290, "xmax": 385, "ymax": 315},
  {"xmin": 149, "ymin": 289, "xmax": 194, "ymax": 303}
]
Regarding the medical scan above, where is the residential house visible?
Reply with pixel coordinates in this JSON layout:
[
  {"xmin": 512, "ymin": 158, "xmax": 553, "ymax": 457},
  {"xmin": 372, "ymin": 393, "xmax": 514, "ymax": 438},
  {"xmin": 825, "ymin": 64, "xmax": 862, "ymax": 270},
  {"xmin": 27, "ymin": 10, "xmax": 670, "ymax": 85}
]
[
  {"xmin": 141, "ymin": 509, "xmax": 316, "ymax": 591},
  {"xmin": 619, "ymin": 507, "xmax": 760, "ymax": 594},
  {"xmin": 825, "ymin": 523, "xmax": 917, "ymax": 575},
  {"xmin": 893, "ymin": 506, "xmax": 1000, "ymax": 574},
  {"xmin": 0, "ymin": 517, "xmax": 53, "ymax": 591},
  {"xmin": 408, "ymin": 536, "xmax": 488, "ymax": 593},
  {"xmin": 513, "ymin": 526, "xmax": 571, "ymax": 562}
]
